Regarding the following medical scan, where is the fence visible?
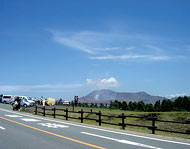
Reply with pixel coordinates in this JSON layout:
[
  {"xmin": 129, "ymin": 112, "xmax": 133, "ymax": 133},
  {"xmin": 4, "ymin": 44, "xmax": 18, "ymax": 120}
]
[{"xmin": 34, "ymin": 105, "xmax": 190, "ymax": 135}]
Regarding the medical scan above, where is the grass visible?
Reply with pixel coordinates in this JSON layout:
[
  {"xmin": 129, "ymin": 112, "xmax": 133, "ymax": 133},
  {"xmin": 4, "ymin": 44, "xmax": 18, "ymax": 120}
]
[{"xmin": 24, "ymin": 105, "xmax": 190, "ymax": 139}]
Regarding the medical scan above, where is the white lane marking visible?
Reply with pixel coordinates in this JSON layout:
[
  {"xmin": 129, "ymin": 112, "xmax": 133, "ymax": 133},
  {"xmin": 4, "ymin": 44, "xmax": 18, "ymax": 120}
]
[
  {"xmin": 0, "ymin": 126, "xmax": 6, "ymax": 130},
  {"xmin": 5, "ymin": 115, "xmax": 22, "ymax": 118},
  {"xmin": 21, "ymin": 118, "xmax": 40, "ymax": 122},
  {"xmin": 38, "ymin": 123, "xmax": 69, "ymax": 128},
  {"xmin": 81, "ymin": 132, "xmax": 162, "ymax": 149},
  {"xmin": 0, "ymin": 108, "xmax": 190, "ymax": 146}
]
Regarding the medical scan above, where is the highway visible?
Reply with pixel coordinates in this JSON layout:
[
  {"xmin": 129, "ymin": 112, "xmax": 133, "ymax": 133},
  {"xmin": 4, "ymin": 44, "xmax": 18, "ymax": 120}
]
[{"xmin": 0, "ymin": 104, "xmax": 190, "ymax": 149}]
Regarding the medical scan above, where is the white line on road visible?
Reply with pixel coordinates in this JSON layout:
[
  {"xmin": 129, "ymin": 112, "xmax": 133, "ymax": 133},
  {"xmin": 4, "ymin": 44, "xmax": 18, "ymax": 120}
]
[
  {"xmin": 5, "ymin": 115, "xmax": 22, "ymax": 118},
  {"xmin": 0, "ymin": 126, "xmax": 6, "ymax": 130},
  {"xmin": 0, "ymin": 108, "xmax": 190, "ymax": 146},
  {"xmin": 38, "ymin": 123, "xmax": 69, "ymax": 128},
  {"xmin": 81, "ymin": 132, "xmax": 162, "ymax": 149},
  {"xmin": 21, "ymin": 118, "xmax": 40, "ymax": 122}
]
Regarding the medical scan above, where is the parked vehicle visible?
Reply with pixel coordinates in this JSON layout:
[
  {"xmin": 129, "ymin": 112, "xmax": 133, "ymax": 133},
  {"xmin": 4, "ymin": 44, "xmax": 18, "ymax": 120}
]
[
  {"xmin": 2, "ymin": 95, "xmax": 14, "ymax": 104},
  {"xmin": 63, "ymin": 101, "xmax": 70, "ymax": 105},
  {"xmin": 28, "ymin": 97, "xmax": 35, "ymax": 102},
  {"xmin": 27, "ymin": 97, "xmax": 36, "ymax": 105},
  {"xmin": 19, "ymin": 96, "xmax": 35, "ymax": 106},
  {"xmin": 7, "ymin": 97, "xmax": 15, "ymax": 104},
  {"xmin": 20, "ymin": 97, "xmax": 33, "ymax": 108},
  {"xmin": 0, "ymin": 94, "xmax": 3, "ymax": 103}
]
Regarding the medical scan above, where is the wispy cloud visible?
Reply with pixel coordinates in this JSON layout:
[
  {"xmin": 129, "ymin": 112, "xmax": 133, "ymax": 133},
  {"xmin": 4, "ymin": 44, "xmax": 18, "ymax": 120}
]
[
  {"xmin": 90, "ymin": 54, "xmax": 170, "ymax": 61},
  {"xmin": 0, "ymin": 78, "xmax": 119, "ymax": 93},
  {"xmin": 49, "ymin": 30, "xmax": 137, "ymax": 54},
  {"xmin": 92, "ymin": 47, "xmax": 121, "ymax": 51},
  {"xmin": 0, "ymin": 84, "xmax": 83, "ymax": 92},
  {"xmin": 53, "ymin": 34, "xmax": 94, "ymax": 54},
  {"xmin": 145, "ymin": 45, "xmax": 163, "ymax": 54},
  {"xmin": 185, "ymin": 44, "xmax": 190, "ymax": 52},
  {"xmin": 49, "ymin": 30, "xmax": 183, "ymax": 62},
  {"xmin": 125, "ymin": 46, "xmax": 136, "ymax": 51}
]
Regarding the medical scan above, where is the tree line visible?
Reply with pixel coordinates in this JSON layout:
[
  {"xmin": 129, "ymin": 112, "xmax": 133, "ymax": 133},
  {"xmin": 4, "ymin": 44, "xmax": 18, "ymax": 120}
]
[{"xmin": 69, "ymin": 96, "xmax": 190, "ymax": 112}]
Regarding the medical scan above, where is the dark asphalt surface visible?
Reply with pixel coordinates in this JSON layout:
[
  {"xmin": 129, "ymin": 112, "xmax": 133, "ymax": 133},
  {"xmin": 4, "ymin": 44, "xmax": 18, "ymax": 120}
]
[{"xmin": 0, "ymin": 103, "xmax": 190, "ymax": 149}]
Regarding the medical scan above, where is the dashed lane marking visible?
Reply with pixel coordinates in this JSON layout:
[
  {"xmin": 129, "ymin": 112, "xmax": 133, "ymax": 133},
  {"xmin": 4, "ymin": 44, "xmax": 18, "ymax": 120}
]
[
  {"xmin": 38, "ymin": 123, "xmax": 69, "ymax": 128},
  {"xmin": 5, "ymin": 115, "xmax": 22, "ymax": 118},
  {"xmin": 1, "ymin": 108, "xmax": 190, "ymax": 146},
  {"xmin": 81, "ymin": 132, "xmax": 162, "ymax": 149},
  {"xmin": 21, "ymin": 118, "xmax": 40, "ymax": 122},
  {"xmin": 0, "ymin": 116, "xmax": 105, "ymax": 149},
  {"xmin": 0, "ymin": 126, "xmax": 5, "ymax": 130}
]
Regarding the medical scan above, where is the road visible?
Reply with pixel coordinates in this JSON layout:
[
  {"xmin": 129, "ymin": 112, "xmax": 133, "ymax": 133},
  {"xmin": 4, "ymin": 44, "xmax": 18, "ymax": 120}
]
[{"xmin": 0, "ymin": 104, "xmax": 190, "ymax": 149}]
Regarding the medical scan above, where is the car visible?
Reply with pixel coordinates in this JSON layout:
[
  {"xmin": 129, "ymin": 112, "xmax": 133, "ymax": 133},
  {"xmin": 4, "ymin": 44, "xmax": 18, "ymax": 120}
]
[
  {"xmin": 20, "ymin": 97, "xmax": 33, "ymax": 108},
  {"xmin": 0, "ymin": 94, "xmax": 3, "ymax": 103},
  {"xmin": 7, "ymin": 97, "xmax": 15, "ymax": 104},
  {"xmin": 2, "ymin": 95, "xmax": 14, "ymax": 104},
  {"xmin": 27, "ymin": 97, "xmax": 36, "ymax": 105},
  {"xmin": 19, "ymin": 96, "xmax": 35, "ymax": 106}
]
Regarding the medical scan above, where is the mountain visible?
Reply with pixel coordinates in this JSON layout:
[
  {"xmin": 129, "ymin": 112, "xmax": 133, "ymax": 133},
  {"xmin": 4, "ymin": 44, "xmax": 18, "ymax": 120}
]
[{"xmin": 79, "ymin": 89, "xmax": 165, "ymax": 104}]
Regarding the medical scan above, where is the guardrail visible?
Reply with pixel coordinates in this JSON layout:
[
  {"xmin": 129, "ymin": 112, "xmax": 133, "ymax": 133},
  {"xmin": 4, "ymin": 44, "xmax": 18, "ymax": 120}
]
[{"xmin": 34, "ymin": 105, "xmax": 190, "ymax": 135}]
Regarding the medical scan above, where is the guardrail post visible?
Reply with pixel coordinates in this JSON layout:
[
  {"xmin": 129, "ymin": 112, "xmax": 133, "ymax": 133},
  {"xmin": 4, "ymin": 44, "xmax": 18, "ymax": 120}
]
[
  {"xmin": 53, "ymin": 107, "xmax": 56, "ymax": 118},
  {"xmin": 151, "ymin": 117, "xmax": 157, "ymax": 134},
  {"xmin": 66, "ymin": 108, "xmax": 68, "ymax": 120},
  {"xmin": 43, "ymin": 106, "xmax": 45, "ymax": 117},
  {"xmin": 98, "ymin": 111, "xmax": 101, "ymax": 126},
  {"xmin": 35, "ymin": 105, "xmax": 37, "ymax": 115},
  {"xmin": 90, "ymin": 109, "xmax": 92, "ymax": 113},
  {"xmin": 81, "ymin": 109, "xmax": 83, "ymax": 123},
  {"xmin": 121, "ymin": 113, "xmax": 125, "ymax": 130}
]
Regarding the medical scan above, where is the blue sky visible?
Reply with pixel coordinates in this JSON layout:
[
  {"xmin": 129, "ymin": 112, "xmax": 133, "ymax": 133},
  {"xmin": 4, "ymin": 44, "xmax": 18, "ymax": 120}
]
[{"xmin": 0, "ymin": 0, "xmax": 190, "ymax": 100}]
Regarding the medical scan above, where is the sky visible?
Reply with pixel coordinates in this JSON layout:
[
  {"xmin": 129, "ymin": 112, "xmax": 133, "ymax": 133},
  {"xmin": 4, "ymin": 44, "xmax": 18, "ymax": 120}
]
[{"xmin": 0, "ymin": 0, "xmax": 190, "ymax": 100}]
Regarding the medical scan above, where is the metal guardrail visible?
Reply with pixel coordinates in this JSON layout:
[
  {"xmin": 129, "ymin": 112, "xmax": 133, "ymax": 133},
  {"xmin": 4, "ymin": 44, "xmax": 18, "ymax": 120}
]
[{"xmin": 34, "ymin": 105, "xmax": 190, "ymax": 135}]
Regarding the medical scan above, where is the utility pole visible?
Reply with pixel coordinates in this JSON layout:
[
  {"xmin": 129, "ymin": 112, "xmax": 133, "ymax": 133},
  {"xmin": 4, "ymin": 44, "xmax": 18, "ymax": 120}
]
[
  {"xmin": 74, "ymin": 96, "xmax": 78, "ymax": 106},
  {"xmin": 72, "ymin": 96, "xmax": 78, "ymax": 111},
  {"xmin": 72, "ymin": 101, "xmax": 74, "ymax": 111}
]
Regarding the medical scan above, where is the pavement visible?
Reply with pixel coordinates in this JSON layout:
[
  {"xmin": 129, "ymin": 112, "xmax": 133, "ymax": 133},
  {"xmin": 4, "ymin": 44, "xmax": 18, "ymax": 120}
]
[{"xmin": 0, "ymin": 103, "xmax": 190, "ymax": 149}]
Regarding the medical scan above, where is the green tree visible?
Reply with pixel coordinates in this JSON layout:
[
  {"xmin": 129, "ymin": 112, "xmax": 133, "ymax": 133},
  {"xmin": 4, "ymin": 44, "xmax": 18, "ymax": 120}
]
[
  {"xmin": 154, "ymin": 100, "xmax": 161, "ymax": 112},
  {"xmin": 84, "ymin": 103, "xmax": 89, "ymax": 107},
  {"xmin": 100, "ymin": 103, "xmax": 105, "ymax": 108},
  {"xmin": 112, "ymin": 100, "xmax": 122, "ymax": 109},
  {"xmin": 113, "ymin": 100, "xmax": 117, "ymax": 109},
  {"xmin": 90, "ymin": 103, "xmax": 95, "ymax": 108},
  {"xmin": 161, "ymin": 99, "xmax": 173, "ymax": 112},
  {"xmin": 128, "ymin": 101, "xmax": 137, "ymax": 111},
  {"xmin": 145, "ymin": 103, "xmax": 154, "ymax": 112},
  {"xmin": 94, "ymin": 103, "xmax": 98, "ymax": 108},
  {"xmin": 137, "ymin": 101, "xmax": 145, "ymax": 111},
  {"xmin": 182, "ymin": 96, "xmax": 190, "ymax": 111},
  {"xmin": 173, "ymin": 97, "xmax": 183, "ymax": 111},
  {"xmin": 121, "ymin": 101, "xmax": 128, "ymax": 110},
  {"xmin": 118, "ymin": 101, "xmax": 122, "ymax": 109}
]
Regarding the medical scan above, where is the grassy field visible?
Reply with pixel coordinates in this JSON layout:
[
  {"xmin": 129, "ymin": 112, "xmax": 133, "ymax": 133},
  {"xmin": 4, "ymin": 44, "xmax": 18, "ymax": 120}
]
[{"xmin": 24, "ymin": 105, "xmax": 190, "ymax": 139}]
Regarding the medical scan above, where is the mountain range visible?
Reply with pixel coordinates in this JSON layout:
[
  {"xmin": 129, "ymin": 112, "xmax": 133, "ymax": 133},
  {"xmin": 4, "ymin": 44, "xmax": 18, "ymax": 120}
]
[{"xmin": 79, "ymin": 89, "xmax": 165, "ymax": 104}]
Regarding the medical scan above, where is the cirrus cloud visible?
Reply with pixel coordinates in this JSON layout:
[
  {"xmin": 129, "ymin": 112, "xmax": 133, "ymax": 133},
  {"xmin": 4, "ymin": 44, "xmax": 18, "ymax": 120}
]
[
  {"xmin": 49, "ymin": 30, "xmax": 187, "ymax": 63},
  {"xmin": 90, "ymin": 54, "xmax": 170, "ymax": 61},
  {"xmin": 0, "ymin": 84, "xmax": 83, "ymax": 92}
]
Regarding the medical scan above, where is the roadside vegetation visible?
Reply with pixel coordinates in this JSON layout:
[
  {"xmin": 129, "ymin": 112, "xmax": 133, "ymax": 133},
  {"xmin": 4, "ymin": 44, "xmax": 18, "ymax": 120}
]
[
  {"xmin": 71, "ymin": 96, "xmax": 190, "ymax": 112},
  {"xmin": 25, "ymin": 96, "xmax": 190, "ymax": 139}
]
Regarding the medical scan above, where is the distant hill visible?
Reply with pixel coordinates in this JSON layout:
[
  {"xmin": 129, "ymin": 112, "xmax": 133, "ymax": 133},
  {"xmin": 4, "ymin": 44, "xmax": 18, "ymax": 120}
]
[{"xmin": 79, "ymin": 89, "xmax": 165, "ymax": 104}]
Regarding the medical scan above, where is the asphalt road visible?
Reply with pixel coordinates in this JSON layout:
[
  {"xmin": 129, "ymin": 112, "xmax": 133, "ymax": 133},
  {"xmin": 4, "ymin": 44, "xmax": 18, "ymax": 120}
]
[{"xmin": 0, "ymin": 104, "xmax": 190, "ymax": 149}]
